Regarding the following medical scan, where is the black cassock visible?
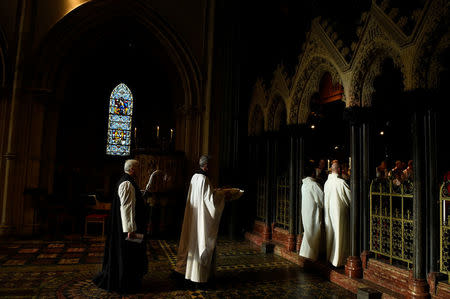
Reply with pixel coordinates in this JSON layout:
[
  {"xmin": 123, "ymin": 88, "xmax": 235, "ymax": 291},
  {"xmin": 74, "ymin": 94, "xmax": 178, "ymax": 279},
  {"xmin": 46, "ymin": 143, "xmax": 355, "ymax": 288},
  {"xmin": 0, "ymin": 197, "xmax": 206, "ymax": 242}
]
[{"xmin": 93, "ymin": 173, "xmax": 148, "ymax": 293}]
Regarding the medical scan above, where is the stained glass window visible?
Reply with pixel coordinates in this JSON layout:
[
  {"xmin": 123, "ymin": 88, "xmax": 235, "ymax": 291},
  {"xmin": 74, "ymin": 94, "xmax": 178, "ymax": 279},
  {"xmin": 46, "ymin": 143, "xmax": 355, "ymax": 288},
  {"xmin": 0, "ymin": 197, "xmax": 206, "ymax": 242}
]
[{"xmin": 106, "ymin": 83, "xmax": 133, "ymax": 156}]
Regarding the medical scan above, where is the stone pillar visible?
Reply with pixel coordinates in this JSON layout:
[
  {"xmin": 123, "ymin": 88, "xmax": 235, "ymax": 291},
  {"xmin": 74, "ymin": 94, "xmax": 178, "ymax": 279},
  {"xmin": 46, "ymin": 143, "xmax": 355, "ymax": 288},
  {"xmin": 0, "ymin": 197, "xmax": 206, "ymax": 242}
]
[
  {"xmin": 288, "ymin": 126, "xmax": 299, "ymax": 251},
  {"xmin": 263, "ymin": 135, "xmax": 272, "ymax": 241},
  {"xmin": 0, "ymin": 0, "xmax": 31, "ymax": 236},
  {"xmin": 271, "ymin": 134, "xmax": 279, "ymax": 231},
  {"xmin": 344, "ymin": 107, "xmax": 362, "ymax": 278},
  {"xmin": 425, "ymin": 106, "xmax": 439, "ymax": 275},
  {"xmin": 360, "ymin": 114, "xmax": 372, "ymax": 254},
  {"xmin": 407, "ymin": 92, "xmax": 429, "ymax": 299},
  {"xmin": 296, "ymin": 126, "xmax": 306, "ymax": 252}
]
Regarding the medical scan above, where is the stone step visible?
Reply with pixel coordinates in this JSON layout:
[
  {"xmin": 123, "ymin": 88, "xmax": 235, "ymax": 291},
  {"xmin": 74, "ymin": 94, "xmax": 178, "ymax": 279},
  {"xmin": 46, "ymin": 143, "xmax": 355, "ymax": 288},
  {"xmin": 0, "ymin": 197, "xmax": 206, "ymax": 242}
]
[{"xmin": 245, "ymin": 234, "xmax": 406, "ymax": 299}]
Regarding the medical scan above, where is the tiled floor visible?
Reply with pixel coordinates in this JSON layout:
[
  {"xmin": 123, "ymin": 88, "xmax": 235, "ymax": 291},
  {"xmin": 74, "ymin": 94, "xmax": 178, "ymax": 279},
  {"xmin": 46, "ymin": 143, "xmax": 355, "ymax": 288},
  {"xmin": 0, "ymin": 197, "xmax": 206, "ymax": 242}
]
[{"xmin": 0, "ymin": 238, "xmax": 355, "ymax": 298}]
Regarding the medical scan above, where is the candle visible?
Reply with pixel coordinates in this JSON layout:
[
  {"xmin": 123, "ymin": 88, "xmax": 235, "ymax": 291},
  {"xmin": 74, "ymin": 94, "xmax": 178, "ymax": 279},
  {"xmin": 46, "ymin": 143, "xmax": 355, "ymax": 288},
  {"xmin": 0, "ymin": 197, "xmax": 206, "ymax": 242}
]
[
  {"xmin": 170, "ymin": 128, "xmax": 174, "ymax": 140},
  {"xmin": 134, "ymin": 127, "xmax": 137, "ymax": 139},
  {"xmin": 349, "ymin": 157, "xmax": 351, "ymax": 170},
  {"xmin": 156, "ymin": 126, "xmax": 160, "ymax": 138},
  {"xmin": 327, "ymin": 159, "xmax": 330, "ymax": 170}
]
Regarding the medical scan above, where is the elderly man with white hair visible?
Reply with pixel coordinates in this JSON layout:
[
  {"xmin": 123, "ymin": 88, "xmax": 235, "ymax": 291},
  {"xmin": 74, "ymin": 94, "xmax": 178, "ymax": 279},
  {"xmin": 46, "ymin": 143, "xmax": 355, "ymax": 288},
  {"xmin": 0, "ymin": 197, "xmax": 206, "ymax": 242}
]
[
  {"xmin": 94, "ymin": 159, "xmax": 148, "ymax": 294},
  {"xmin": 173, "ymin": 155, "xmax": 230, "ymax": 288}
]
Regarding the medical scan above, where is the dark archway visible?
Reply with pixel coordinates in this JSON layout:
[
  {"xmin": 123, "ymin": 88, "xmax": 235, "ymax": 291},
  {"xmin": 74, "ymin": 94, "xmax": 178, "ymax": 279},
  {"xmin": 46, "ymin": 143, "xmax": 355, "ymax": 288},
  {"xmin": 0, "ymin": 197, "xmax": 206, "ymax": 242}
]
[
  {"xmin": 28, "ymin": 1, "xmax": 203, "ymax": 236},
  {"xmin": 371, "ymin": 58, "xmax": 408, "ymax": 173},
  {"xmin": 306, "ymin": 72, "xmax": 348, "ymax": 170}
]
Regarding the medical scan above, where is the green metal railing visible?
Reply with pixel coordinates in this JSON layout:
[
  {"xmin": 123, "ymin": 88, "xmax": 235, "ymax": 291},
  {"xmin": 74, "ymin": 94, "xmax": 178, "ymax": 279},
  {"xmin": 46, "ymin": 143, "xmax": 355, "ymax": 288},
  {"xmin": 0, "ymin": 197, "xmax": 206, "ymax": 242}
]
[
  {"xmin": 440, "ymin": 180, "xmax": 450, "ymax": 283},
  {"xmin": 256, "ymin": 176, "xmax": 267, "ymax": 221},
  {"xmin": 370, "ymin": 179, "xmax": 414, "ymax": 268},
  {"xmin": 275, "ymin": 175, "xmax": 290, "ymax": 230}
]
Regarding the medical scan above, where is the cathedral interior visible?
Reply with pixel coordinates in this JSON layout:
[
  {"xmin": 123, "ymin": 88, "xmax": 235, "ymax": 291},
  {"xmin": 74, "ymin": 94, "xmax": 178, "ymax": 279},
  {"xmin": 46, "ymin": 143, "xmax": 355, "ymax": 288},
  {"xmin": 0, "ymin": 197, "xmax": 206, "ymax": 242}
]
[{"xmin": 0, "ymin": 0, "xmax": 449, "ymax": 298}]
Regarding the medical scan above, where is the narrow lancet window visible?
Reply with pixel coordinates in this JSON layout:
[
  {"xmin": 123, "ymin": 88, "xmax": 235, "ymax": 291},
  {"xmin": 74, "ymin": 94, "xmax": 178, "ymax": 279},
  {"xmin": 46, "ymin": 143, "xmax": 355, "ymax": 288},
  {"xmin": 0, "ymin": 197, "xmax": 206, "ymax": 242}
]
[{"xmin": 106, "ymin": 83, "xmax": 133, "ymax": 156}]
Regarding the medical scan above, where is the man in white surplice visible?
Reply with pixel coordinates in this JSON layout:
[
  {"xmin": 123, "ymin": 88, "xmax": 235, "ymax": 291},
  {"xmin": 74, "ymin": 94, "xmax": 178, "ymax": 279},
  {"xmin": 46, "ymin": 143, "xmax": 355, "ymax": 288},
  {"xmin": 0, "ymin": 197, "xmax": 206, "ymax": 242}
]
[
  {"xmin": 174, "ymin": 155, "xmax": 227, "ymax": 285},
  {"xmin": 299, "ymin": 163, "xmax": 324, "ymax": 261},
  {"xmin": 324, "ymin": 160, "xmax": 351, "ymax": 267}
]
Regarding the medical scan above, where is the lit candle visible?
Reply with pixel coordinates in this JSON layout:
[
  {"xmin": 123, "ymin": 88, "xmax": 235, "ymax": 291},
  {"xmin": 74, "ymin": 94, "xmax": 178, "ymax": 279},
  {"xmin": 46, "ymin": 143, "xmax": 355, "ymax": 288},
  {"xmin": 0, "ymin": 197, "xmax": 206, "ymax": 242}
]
[
  {"xmin": 327, "ymin": 159, "xmax": 330, "ymax": 170},
  {"xmin": 156, "ymin": 126, "xmax": 160, "ymax": 138},
  {"xmin": 170, "ymin": 128, "xmax": 174, "ymax": 140},
  {"xmin": 134, "ymin": 127, "xmax": 137, "ymax": 139}
]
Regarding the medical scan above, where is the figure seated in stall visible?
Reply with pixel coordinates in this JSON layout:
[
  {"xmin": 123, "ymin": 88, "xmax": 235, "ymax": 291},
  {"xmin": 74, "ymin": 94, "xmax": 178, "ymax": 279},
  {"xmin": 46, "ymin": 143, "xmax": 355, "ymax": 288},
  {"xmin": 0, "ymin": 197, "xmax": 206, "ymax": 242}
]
[
  {"xmin": 376, "ymin": 160, "xmax": 388, "ymax": 179},
  {"xmin": 402, "ymin": 160, "xmax": 413, "ymax": 181},
  {"xmin": 389, "ymin": 160, "xmax": 404, "ymax": 185}
]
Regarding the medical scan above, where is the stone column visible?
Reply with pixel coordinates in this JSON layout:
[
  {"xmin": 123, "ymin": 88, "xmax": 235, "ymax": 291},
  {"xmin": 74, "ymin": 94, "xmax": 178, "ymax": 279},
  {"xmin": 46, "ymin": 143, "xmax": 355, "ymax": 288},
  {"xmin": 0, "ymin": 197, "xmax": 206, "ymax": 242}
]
[
  {"xmin": 0, "ymin": 0, "xmax": 31, "ymax": 236},
  {"xmin": 296, "ymin": 126, "xmax": 306, "ymax": 252},
  {"xmin": 360, "ymin": 122, "xmax": 372, "ymax": 251},
  {"xmin": 263, "ymin": 134, "xmax": 272, "ymax": 242},
  {"xmin": 271, "ymin": 134, "xmax": 279, "ymax": 231},
  {"xmin": 407, "ymin": 92, "xmax": 429, "ymax": 299},
  {"xmin": 360, "ymin": 110, "xmax": 373, "ymax": 262},
  {"xmin": 425, "ymin": 106, "xmax": 439, "ymax": 275},
  {"xmin": 288, "ymin": 126, "xmax": 299, "ymax": 251},
  {"xmin": 344, "ymin": 107, "xmax": 362, "ymax": 278}
]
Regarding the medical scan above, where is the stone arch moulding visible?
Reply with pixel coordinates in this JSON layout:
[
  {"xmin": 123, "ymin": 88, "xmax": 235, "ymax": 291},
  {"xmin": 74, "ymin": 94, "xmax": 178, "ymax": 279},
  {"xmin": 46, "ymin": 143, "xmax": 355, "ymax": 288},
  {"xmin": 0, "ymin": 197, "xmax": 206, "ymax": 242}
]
[
  {"xmin": 248, "ymin": 79, "xmax": 267, "ymax": 135},
  {"xmin": 351, "ymin": 41, "xmax": 406, "ymax": 107},
  {"xmin": 427, "ymin": 33, "xmax": 450, "ymax": 89},
  {"xmin": 411, "ymin": 0, "xmax": 449, "ymax": 89},
  {"xmin": 267, "ymin": 95, "xmax": 287, "ymax": 131},
  {"xmin": 248, "ymin": 104, "xmax": 265, "ymax": 136},
  {"xmin": 291, "ymin": 56, "xmax": 345, "ymax": 124},
  {"xmin": 31, "ymin": 0, "xmax": 202, "ymax": 110}
]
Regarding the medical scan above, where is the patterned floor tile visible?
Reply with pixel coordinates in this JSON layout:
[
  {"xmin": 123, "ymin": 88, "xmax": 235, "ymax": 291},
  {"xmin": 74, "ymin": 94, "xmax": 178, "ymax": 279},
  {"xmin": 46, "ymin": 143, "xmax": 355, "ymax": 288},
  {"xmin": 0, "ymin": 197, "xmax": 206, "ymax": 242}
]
[{"xmin": 0, "ymin": 238, "xmax": 355, "ymax": 298}]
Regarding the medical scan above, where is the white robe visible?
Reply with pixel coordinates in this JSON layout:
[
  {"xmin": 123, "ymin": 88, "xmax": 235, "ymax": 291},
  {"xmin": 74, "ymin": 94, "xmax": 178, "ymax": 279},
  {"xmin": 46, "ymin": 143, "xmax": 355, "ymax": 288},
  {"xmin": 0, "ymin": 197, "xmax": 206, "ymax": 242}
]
[
  {"xmin": 175, "ymin": 173, "xmax": 226, "ymax": 283},
  {"xmin": 299, "ymin": 177, "xmax": 324, "ymax": 261},
  {"xmin": 324, "ymin": 173, "xmax": 351, "ymax": 267}
]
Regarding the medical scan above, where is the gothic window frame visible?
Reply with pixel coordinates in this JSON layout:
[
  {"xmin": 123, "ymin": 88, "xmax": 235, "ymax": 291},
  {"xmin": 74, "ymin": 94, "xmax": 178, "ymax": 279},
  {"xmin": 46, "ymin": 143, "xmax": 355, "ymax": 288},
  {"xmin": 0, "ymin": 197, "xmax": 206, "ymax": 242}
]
[{"xmin": 106, "ymin": 83, "xmax": 134, "ymax": 156}]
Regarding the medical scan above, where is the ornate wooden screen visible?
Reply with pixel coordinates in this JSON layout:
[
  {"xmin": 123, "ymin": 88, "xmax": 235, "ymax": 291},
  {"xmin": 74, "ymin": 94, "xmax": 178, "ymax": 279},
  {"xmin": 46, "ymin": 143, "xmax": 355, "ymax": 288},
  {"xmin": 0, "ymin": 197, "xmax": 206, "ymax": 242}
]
[
  {"xmin": 275, "ymin": 175, "xmax": 290, "ymax": 230},
  {"xmin": 256, "ymin": 176, "xmax": 267, "ymax": 221},
  {"xmin": 440, "ymin": 179, "xmax": 450, "ymax": 282},
  {"xmin": 370, "ymin": 179, "xmax": 414, "ymax": 268}
]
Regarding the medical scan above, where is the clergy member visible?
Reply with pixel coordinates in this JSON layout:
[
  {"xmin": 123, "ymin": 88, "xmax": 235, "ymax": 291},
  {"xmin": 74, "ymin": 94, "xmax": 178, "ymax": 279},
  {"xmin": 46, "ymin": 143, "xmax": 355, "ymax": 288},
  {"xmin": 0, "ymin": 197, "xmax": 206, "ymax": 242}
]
[
  {"xmin": 299, "ymin": 162, "xmax": 324, "ymax": 261},
  {"xmin": 93, "ymin": 159, "xmax": 148, "ymax": 293},
  {"xmin": 174, "ymin": 155, "xmax": 228, "ymax": 287},
  {"xmin": 324, "ymin": 160, "xmax": 351, "ymax": 267}
]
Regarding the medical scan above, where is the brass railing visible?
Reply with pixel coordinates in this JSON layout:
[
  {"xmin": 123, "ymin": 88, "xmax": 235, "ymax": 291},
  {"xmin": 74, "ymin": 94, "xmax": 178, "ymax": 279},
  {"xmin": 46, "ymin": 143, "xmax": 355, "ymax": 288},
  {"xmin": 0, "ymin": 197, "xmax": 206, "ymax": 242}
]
[
  {"xmin": 370, "ymin": 179, "xmax": 414, "ymax": 268},
  {"xmin": 275, "ymin": 175, "xmax": 290, "ymax": 230},
  {"xmin": 256, "ymin": 176, "xmax": 267, "ymax": 221},
  {"xmin": 440, "ymin": 180, "xmax": 450, "ymax": 282}
]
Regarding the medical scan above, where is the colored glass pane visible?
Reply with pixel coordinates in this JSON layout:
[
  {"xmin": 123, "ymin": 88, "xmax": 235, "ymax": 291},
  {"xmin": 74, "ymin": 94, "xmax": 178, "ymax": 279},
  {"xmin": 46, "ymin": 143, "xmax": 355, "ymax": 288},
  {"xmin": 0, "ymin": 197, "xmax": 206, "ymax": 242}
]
[{"xmin": 106, "ymin": 83, "xmax": 133, "ymax": 156}]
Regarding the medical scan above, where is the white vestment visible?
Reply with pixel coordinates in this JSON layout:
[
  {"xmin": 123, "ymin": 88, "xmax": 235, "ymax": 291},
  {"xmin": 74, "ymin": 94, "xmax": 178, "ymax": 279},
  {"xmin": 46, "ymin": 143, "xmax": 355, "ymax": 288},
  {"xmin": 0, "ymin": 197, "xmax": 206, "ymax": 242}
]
[
  {"xmin": 118, "ymin": 181, "xmax": 136, "ymax": 233},
  {"xmin": 175, "ymin": 173, "xmax": 226, "ymax": 283},
  {"xmin": 324, "ymin": 173, "xmax": 351, "ymax": 267},
  {"xmin": 299, "ymin": 177, "xmax": 324, "ymax": 261}
]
